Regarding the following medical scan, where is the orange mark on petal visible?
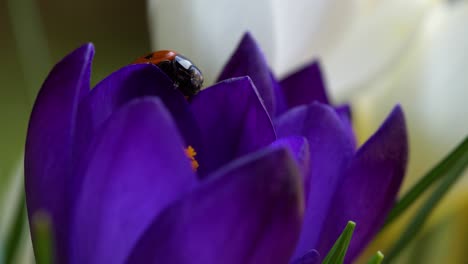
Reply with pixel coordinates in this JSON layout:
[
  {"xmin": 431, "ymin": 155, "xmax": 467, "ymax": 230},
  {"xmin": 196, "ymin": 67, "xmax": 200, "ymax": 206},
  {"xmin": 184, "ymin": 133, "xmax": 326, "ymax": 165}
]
[{"xmin": 184, "ymin": 145, "xmax": 199, "ymax": 172}]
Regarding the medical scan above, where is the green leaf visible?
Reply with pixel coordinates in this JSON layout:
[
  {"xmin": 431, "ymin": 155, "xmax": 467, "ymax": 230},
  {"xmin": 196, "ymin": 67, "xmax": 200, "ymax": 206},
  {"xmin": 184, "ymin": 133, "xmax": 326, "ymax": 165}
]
[
  {"xmin": 322, "ymin": 221, "xmax": 356, "ymax": 264},
  {"xmin": 32, "ymin": 212, "xmax": 54, "ymax": 264},
  {"xmin": 3, "ymin": 194, "xmax": 26, "ymax": 264},
  {"xmin": 367, "ymin": 251, "xmax": 384, "ymax": 264},
  {"xmin": 6, "ymin": 0, "xmax": 52, "ymax": 105},
  {"xmin": 384, "ymin": 136, "xmax": 468, "ymax": 227},
  {"xmin": 385, "ymin": 140, "xmax": 468, "ymax": 262}
]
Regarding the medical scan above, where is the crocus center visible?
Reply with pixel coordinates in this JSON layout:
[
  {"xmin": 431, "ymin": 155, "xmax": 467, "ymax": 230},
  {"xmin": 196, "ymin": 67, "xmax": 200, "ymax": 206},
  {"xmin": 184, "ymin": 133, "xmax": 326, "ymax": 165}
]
[{"xmin": 184, "ymin": 145, "xmax": 199, "ymax": 171}]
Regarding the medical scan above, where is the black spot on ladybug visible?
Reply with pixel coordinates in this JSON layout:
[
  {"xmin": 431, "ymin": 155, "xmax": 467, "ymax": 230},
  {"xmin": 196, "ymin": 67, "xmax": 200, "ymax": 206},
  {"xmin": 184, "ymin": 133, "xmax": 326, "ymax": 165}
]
[{"xmin": 144, "ymin": 53, "xmax": 153, "ymax": 59}]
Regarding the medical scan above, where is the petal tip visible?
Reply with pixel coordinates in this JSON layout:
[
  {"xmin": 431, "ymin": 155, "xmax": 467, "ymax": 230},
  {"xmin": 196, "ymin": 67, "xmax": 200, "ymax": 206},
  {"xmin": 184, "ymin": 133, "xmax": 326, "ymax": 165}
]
[
  {"xmin": 232, "ymin": 31, "xmax": 264, "ymax": 61},
  {"xmin": 390, "ymin": 103, "xmax": 405, "ymax": 121},
  {"xmin": 280, "ymin": 60, "xmax": 330, "ymax": 106},
  {"xmin": 360, "ymin": 104, "xmax": 408, "ymax": 159},
  {"xmin": 80, "ymin": 42, "xmax": 95, "ymax": 53},
  {"xmin": 382, "ymin": 104, "xmax": 407, "ymax": 141},
  {"xmin": 241, "ymin": 31, "xmax": 255, "ymax": 45},
  {"xmin": 70, "ymin": 42, "xmax": 95, "ymax": 62},
  {"xmin": 220, "ymin": 75, "xmax": 252, "ymax": 85}
]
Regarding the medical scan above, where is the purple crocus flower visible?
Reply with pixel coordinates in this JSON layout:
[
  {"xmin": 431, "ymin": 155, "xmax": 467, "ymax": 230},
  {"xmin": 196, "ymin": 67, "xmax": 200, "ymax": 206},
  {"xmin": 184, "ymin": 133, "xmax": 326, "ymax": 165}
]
[
  {"xmin": 25, "ymin": 33, "xmax": 407, "ymax": 264},
  {"xmin": 218, "ymin": 33, "xmax": 408, "ymax": 263}
]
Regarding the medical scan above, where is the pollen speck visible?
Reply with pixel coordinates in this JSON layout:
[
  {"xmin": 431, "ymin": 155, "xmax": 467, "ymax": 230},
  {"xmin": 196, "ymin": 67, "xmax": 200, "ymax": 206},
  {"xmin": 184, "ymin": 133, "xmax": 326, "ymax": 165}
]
[{"xmin": 184, "ymin": 145, "xmax": 199, "ymax": 171}]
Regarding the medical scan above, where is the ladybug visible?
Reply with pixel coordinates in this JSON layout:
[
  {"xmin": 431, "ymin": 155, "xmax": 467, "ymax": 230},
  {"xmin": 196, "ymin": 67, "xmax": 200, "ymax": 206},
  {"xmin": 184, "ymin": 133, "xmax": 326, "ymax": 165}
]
[{"xmin": 134, "ymin": 50, "xmax": 203, "ymax": 97}]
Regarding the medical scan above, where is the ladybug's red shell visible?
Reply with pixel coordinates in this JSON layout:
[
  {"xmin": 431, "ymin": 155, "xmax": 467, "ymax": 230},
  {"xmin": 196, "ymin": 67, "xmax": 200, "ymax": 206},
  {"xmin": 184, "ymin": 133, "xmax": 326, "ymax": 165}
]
[
  {"xmin": 132, "ymin": 50, "xmax": 203, "ymax": 97},
  {"xmin": 133, "ymin": 50, "xmax": 177, "ymax": 65}
]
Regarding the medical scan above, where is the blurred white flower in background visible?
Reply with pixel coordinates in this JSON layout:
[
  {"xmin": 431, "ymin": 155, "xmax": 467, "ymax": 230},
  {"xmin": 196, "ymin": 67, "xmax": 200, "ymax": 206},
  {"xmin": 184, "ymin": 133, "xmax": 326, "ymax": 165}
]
[
  {"xmin": 147, "ymin": 0, "xmax": 359, "ymax": 91},
  {"xmin": 322, "ymin": 0, "xmax": 435, "ymax": 100},
  {"xmin": 148, "ymin": 0, "xmax": 437, "ymax": 99},
  {"xmin": 355, "ymin": 0, "xmax": 468, "ymax": 188}
]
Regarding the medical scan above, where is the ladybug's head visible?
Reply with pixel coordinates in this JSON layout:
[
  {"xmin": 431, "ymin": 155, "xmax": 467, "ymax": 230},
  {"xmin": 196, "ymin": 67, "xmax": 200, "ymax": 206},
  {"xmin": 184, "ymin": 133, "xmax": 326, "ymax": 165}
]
[{"xmin": 170, "ymin": 55, "xmax": 204, "ymax": 97}]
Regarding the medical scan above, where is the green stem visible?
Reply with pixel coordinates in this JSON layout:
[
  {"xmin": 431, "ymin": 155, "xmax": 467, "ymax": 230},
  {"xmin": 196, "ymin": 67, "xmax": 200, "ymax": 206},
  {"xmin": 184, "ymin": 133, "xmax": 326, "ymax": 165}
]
[
  {"xmin": 367, "ymin": 251, "xmax": 384, "ymax": 264},
  {"xmin": 323, "ymin": 221, "xmax": 356, "ymax": 264},
  {"xmin": 6, "ymin": 0, "xmax": 52, "ymax": 106},
  {"xmin": 3, "ymin": 194, "xmax": 26, "ymax": 264},
  {"xmin": 384, "ymin": 136, "xmax": 468, "ymax": 227},
  {"xmin": 32, "ymin": 212, "xmax": 54, "ymax": 264},
  {"xmin": 385, "ymin": 145, "xmax": 468, "ymax": 262}
]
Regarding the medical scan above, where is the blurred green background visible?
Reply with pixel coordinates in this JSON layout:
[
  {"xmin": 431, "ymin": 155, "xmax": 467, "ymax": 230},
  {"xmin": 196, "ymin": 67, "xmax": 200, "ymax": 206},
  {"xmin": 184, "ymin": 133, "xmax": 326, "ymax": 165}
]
[{"xmin": 0, "ymin": 0, "xmax": 150, "ymax": 179}]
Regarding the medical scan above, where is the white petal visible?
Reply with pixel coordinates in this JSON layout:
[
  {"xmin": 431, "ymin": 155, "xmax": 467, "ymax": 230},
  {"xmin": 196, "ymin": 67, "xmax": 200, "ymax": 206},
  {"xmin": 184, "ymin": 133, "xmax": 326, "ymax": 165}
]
[
  {"xmin": 323, "ymin": 0, "xmax": 437, "ymax": 100},
  {"xmin": 147, "ymin": 0, "xmax": 358, "ymax": 85},
  {"xmin": 406, "ymin": 1, "xmax": 468, "ymax": 160},
  {"xmin": 271, "ymin": 0, "xmax": 358, "ymax": 77},
  {"xmin": 354, "ymin": 1, "xmax": 468, "ymax": 185}
]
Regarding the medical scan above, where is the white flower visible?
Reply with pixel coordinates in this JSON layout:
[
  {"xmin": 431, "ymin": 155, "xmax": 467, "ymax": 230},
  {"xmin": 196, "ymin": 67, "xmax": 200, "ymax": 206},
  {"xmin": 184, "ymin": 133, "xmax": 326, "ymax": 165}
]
[
  {"xmin": 147, "ymin": 0, "xmax": 359, "ymax": 92},
  {"xmin": 147, "ymin": 0, "xmax": 436, "ymax": 100},
  {"xmin": 354, "ymin": 0, "xmax": 468, "ymax": 186}
]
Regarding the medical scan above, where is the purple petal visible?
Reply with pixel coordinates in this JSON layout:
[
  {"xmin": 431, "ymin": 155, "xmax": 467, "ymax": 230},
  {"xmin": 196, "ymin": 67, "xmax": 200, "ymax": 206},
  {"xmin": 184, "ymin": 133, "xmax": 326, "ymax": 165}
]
[
  {"xmin": 76, "ymin": 64, "xmax": 201, "ymax": 162},
  {"xmin": 25, "ymin": 43, "xmax": 94, "ymax": 263},
  {"xmin": 271, "ymin": 137, "xmax": 310, "ymax": 199},
  {"xmin": 190, "ymin": 76, "xmax": 276, "ymax": 177},
  {"xmin": 280, "ymin": 61, "xmax": 330, "ymax": 108},
  {"xmin": 127, "ymin": 146, "xmax": 304, "ymax": 264},
  {"xmin": 271, "ymin": 71, "xmax": 288, "ymax": 116},
  {"xmin": 334, "ymin": 104, "xmax": 357, "ymax": 149},
  {"xmin": 70, "ymin": 98, "xmax": 197, "ymax": 264},
  {"xmin": 275, "ymin": 103, "xmax": 355, "ymax": 260},
  {"xmin": 326, "ymin": 105, "xmax": 408, "ymax": 263},
  {"xmin": 217, "ymin": 32, "xmax": 281, "ymax": 117}
]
